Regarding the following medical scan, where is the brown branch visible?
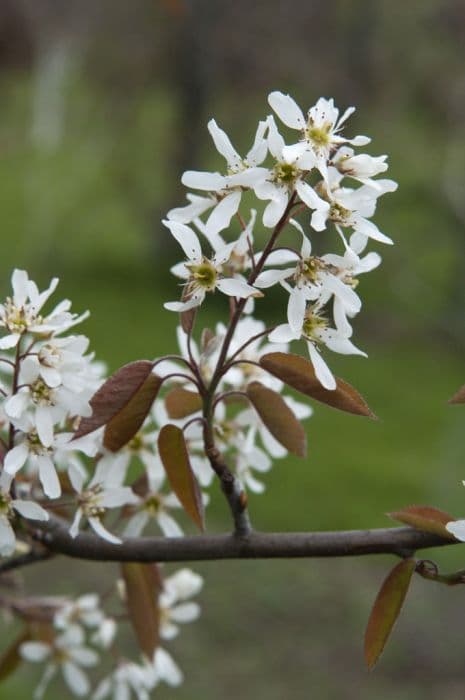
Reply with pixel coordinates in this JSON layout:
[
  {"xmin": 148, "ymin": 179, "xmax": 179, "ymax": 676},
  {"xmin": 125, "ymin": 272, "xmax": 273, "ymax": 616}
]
[
  {"xmin": 0, "ymin": 548, "xmax": 53, "ymax": 575},
  {"xmin": 31, "ymin": 520, "xmax": 458, "ymax": 564}
]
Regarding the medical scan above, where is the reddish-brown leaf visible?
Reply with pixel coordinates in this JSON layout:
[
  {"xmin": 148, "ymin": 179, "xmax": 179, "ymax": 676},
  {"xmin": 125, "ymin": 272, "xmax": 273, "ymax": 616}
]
[
  {"xmin": 246, "ymin": 381, "xmax": 307, "ymax": 457},
  {"xmin": 449, "ymin": 384, "xmax": 465, "ymax": 404},
  {"xmin": 165, "ymin": 387, "xmax": 202, "ymax": 419},
  {"xmin": 121, "ymin": 563, "xmax": 161, "ymax": 658},
  {"xmin": 74, "ymin": 360, "xmax": 156, "ymax": 439},
  {"xmin": 0, "ymin": 630, "xmax": 29, "ymax": 681},
  {"xmin": 103, "ymin": 373, "xmax": 162, "ymax": 451},
  {"xmin": 388, "ymin": 505, "xmax": 456, "ymax": 539},
  {"xmin": 260, "ymin": 352, "xmax": 375, "ymax": 418},
  {"xmin": 158, "ymin": 424, "xmax": 204, "ymax": 530},
  {"xmin": 364, "ymin": 558, "xmax": 416, "ymax": 670},
  {"xmin": 180, "ymin": 287, "xmax": 197, "ymax": 335}
]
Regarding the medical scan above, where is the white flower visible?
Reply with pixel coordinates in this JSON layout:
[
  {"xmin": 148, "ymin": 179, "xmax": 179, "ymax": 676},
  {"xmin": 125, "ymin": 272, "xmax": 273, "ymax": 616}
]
[
  {"xmin": 151, "ymin": 648, "xmax": 183, "ymax": 687},
  {"xmin": 169, "ymin": 119, "xmax": 269, "ymax": 238},
  {"xmin": 268, "ymin": 92, "xmax": 370, "ymax": 180},
  {"xmin": 0, "ymin": 471, "xmax": 48, "ymax": 557},
  {"xmin": 253, "ymin": 116, "xmax": 329, "ymax": 228},
  {"xmin": 54, "ymin": 593, "xmax": 105, "ymax": 632},
  {"xmin": 4, "ymin": 422, "xmax": 73, "ymax": 498},
  {"xmin": 20, "ymin": 626, "xmax": 99, "ymax": 699},
  {"xmin": 312, "ymin": 167, "xmax": 397, "ymax": 244},
  {"xmin": 0, "ymin": 269, "xmax": 88, "ymax": 350},
  {"xmin": 93, "ymin": 660, "xmax": 156, "ymax": 700},
  {"xmin": 332, "ymin": 146, "xmax": 389, "ymax": 187},
  {"xmin": 68, "ymin": 461, "xmax": 138, "ymax": 544},
  {"xmin": 28, "ymin": 335, "xmax": 94, "ymax": 390},
  {"xmin": 269, "ymin": 304, "xmax": 366, "ymax": 390},
  {"xmin": 164, "ymin": 221, "xmax": 261, "ymax": 312},
  {"xmin": 123, "ymin": 464, "xmax": 184, "ymax": 538},
  {"xmin": 159, "ymin": 568, "xmax": 203, "ymax": 640},
  {"xmin": 255, "ymin": 221, "xmax": 362, "ymax": 333}
]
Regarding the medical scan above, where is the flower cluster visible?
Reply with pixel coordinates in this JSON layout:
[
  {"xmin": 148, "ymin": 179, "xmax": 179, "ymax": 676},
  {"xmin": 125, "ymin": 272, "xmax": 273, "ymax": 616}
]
[
  {"xmin": 166, "ymin": 91, "xmax": 397, "ymax": 388},
  {"xmin": 19, "ymin": 567, "xmax": 202, "ymax": 699},
  {"xmin": 0, "ymin": 90, "xmax": 399, "ymax": 700}
]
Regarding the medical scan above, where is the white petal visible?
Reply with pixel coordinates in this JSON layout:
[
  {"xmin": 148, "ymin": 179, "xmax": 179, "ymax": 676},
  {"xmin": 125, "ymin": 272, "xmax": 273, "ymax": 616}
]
[
  {"xmin": 153, "ymin": 648, "xmax": 183, "ymax": 687},
  {"xmin": 354, "ymin": 217, "xmax": 393, "ymax": 245},
  {"xmin": 35, "ymin": 406, "xmax": 54, "ymax": 448},
  {"xmin": 4, "ymin": 442, "xmax": 29, "ymax": 474},
  {"xmin": 99, "ymin": 487, "xmax": 138, "ymax": 508},
  {"xmin": 12, "ymin": 500, "xmax": 49, "ymax": 521},
  {"xmin": 266, "ymin": 116, "xmax": 286, "ymax": 159},
  {"xmin": 0, "ymin": 516, "xmax": 16, "ymax": 556},
  {"xmin": 262, "ymin": 195, "xmax": 288, "ymax": 228},
  {"xmin": 12, "ymin": 269, "xmax": 29, "ymax": 306},
  {"xmin": 124, "ymin": 511, "xmax": 149, "ymax": 537},
  {"xmin": 254, "ymin": 268, "xmax": 293, "ymax": 289},
  {"xmin": 62, "ymin": 661, "xmax": 90, "ymax": 696},
  {"xmin": 69, "ymin": 647, "xmax": 99, "ymax": 667},
  {"xmin": 37, "ymin": 456, "xmax": 61, "ymax": 499},
  {"xmin": 162, "ymin": 220, "xmax": 201, "ymax": 262},
  {"xmin": 216, "ymin": 278, "xmax": 259, "ymax": 299},
  {"xmin": 68, "ymin": 461, "xmax": 86, "ymax": 494},
  {"xmin": 181, "ymin": 170, "xmax": 224, "ymax": 191},
  {"xmin": 323, "ymin": 274, "xmax": 361, "ymax": 314},
  {"xmin": 40, "ymin": 367, "xmax": 61, "ymax": 388},
  {"xmin": 158, "ymin": 512, "xmax": 183, "ymax": 538},
  {"xmin": 0, "ymin": 333, "xmax": 20, "ymax": 349},
  {"xmin": 268, "ymin": 91, "xmax": 306, "ymax": 129},
  {"xmin": 167, "ymin": 194, "xmax": 215, "ymax": 224},
  {"xmin": 446, "ymin": 520, "xmax": 465, "ymax": 541},
  {"xmin": 281, "ymin": 142, "xmax": 308, "ymax": 162},
  {"xmin": 268, "ymin": 324, "xmax": 297, "ymax": 344},
  {"xmin": 20, "ymin": 641, "xmax": 51, "ymax": 663},
  {"xmin": 212, "ymin": 240, "xmax": 236, "ymax": 266},
  {"xmin": 205, "ymin": 191, "xmax": 241, "ymax": 238},
  {"xmin": 89, "ymin": 517, "xmax": 122, "ymax": 544},
  {"xmin": 4, "ymin": 392, "xmax": 28, "ymax": 419},
  {"xmin": 333, "ymin": 298, "xmax": 353, "ymax": 336},
  {"xmin": 287, "ymin": 288, "xmax": 306, "ymax": 333},
  {"xmin": 164, "ymin": 293, "xmax": 204, "ymax": 313},
  {"xmin": 307, "ymin": 343, "xmax": 336, "ymax": 390},
  {"xmin": 321, "ymin": 331, "xmax": 367, "ymax": 357},
  {"xmin": 264, "ymin": 249, "xmax": 299, "ymax": 266},
  {"xmin": 295, "ymin": 180, "xmax": 329, "ymax": 214},
  {"xmin": 69, "ymin": 508, "xmax": 83, "ymax": 539},
  {"xmin": 169, "ymin": 602, "xmax": 200, "ymax": 623},
  {"xmin": 208, "ymin": 119, "xmax": 240, "ymax": 167},
  {"xmin": 243, "ymin": 472, "xmax": 265, "ymax": 493}
]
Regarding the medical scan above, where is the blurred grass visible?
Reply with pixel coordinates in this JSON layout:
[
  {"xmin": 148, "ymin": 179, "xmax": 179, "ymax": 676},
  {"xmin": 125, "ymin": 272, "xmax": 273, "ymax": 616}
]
[{"xmin": 0, "ymin": 72, "xmax": 465, "ymax": 699}]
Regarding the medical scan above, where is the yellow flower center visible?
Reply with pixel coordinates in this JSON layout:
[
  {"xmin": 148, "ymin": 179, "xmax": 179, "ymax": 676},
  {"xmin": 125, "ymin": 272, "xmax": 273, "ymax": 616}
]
[
  {"xmin": 302, "ymin": 310, "xmax": 328, "ymax": 343},
  {"xmin": 0, "ymin": 491, "xmax": 12, "ymax": 518},
  {"xmin": 307, "ymin": 124, "xmax": 331, "ymax": 147},
  {"xmin": 80, "ymin": 485, "xmax": 105, "ymax": 518},
  {"xmin": 329, "ymin": 202, "xmax": 351, "ymax": 224},
  {"xmin": 30, "ymin": 379, "xmax": 54, "ymax": 406},
  {"xmin": 297, "ymin": 256, "xmax": 326, "ymax": 284},
  {"xmin": 273, "ymin": 161, "xmax": 299, "ymax": 186},
  {"xmin": 186, "ymin": 260, "xmax": 218, "ymax": 291}
]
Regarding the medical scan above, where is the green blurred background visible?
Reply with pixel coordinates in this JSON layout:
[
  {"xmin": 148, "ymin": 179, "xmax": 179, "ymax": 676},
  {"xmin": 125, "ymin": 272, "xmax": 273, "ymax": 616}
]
[{"xmin": 1, "ymin": 1, "xmax": 465, "ymax": 697}]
